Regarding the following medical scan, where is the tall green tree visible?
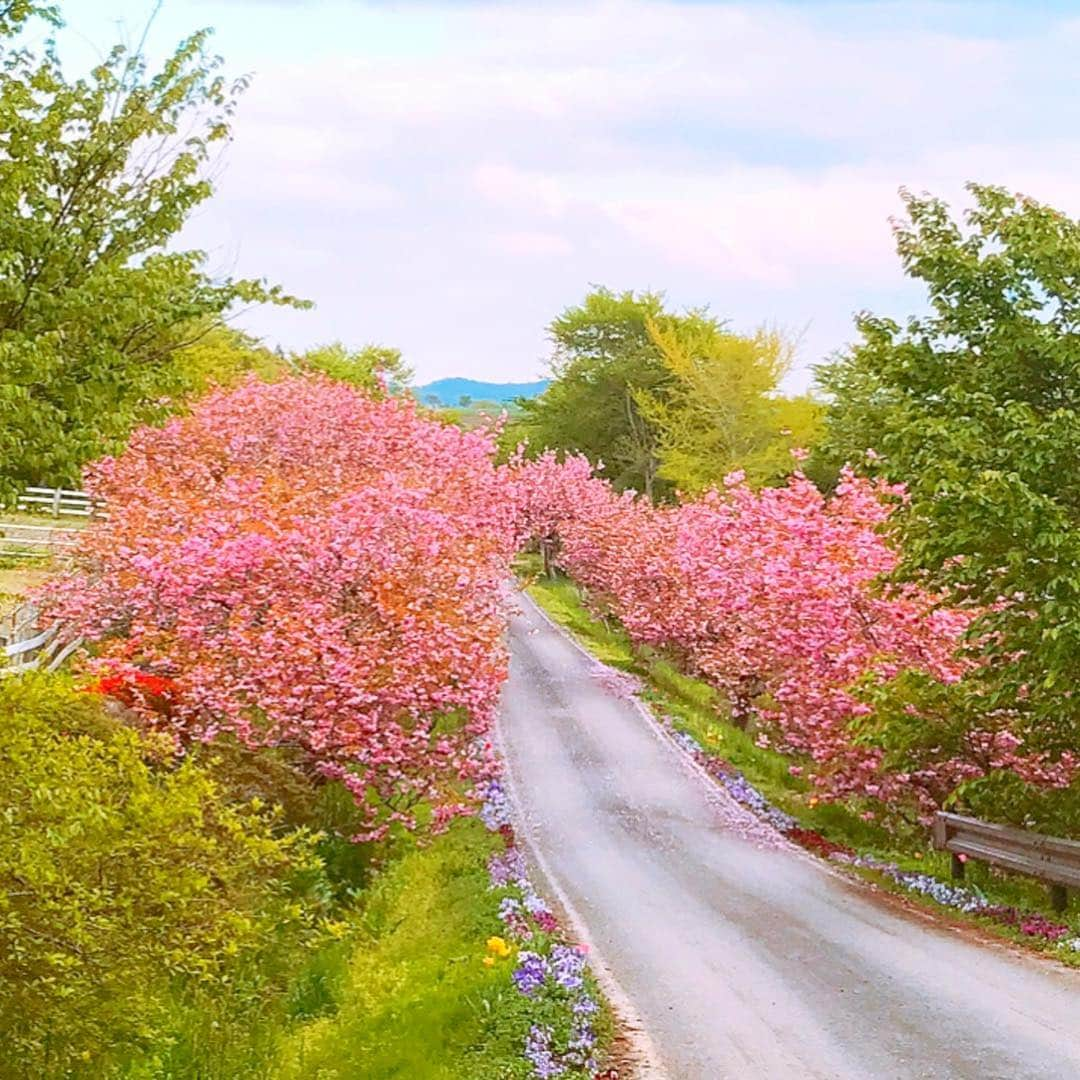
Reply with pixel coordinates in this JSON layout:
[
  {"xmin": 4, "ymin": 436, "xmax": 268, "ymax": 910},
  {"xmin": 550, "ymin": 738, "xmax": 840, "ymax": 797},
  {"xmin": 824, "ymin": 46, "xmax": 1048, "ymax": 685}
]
[
  {"xmin": 508, "ymin": 287, "xmax": 820, "ymax": 498},
  {"xmin": 639, "ymin": 319, "xmax": 822, "ymax": 493},
  {"xmin": 172, "ymin": 325, "xmax": 290, "ymax": 392},
  {"xmin": 817, "ymin": 183, "xmax": 1080, "ymax": 761},
  {"xmin": 297, "ymin": 341, "xmax": 412, "ymax": 394},
  {"xmin": 508, "ymin": 288, "xmax": 718, "ymax": 498},
  {"xmin": 0, "ymin": 6, "xmax": 304, "ymax": 501}
]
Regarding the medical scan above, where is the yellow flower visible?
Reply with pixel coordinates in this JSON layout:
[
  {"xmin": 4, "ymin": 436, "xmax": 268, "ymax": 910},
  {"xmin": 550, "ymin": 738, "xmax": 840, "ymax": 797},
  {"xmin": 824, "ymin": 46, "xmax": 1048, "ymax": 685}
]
[
  {"xmin": 486, "ymin": 935, "xmax": 512, "ymax": 958},
  {"xmin": 808, "ymin": 796, "xmax": 820, "ymax": 808},
  {"xmin": 482, "ymin": 956, "xmax": 496, "ymax": 967}
]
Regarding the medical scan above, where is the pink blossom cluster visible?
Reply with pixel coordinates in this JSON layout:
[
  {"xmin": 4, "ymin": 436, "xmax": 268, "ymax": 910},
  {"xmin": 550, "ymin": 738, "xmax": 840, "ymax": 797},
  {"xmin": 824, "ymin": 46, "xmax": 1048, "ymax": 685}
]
[
  {"xmin": 513, "ymin": 453, "xmax": 1076, "ymax": 813},
  {"xmin": 46, "ymin": 377, "xmax": 519, "ymax": 837}
]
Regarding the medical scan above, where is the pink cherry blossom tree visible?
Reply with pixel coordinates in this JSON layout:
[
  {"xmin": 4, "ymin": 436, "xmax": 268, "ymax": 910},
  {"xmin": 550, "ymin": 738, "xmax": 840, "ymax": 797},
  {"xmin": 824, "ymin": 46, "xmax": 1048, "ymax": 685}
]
[{"xmin": 46, "ymin": 376, "xmax": 519, "ymax": 837}]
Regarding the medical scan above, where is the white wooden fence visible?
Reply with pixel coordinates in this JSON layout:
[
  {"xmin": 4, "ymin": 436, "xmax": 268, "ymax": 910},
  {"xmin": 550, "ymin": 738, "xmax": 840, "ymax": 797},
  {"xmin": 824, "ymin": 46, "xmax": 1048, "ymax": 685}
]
[
  {"xmin": 0, "ymin": 522, "xmax": 81, "ymax": 558},
  {"xmin": 0, "ymin": 485, "xmax": 97, "ymax": 666},
  {"xmin": 0, "ymin": 602, "xmax": 81, "ymax": 677},
  {"xmin": 17, "ymin": 486, "xmax": 107, "ymax": 518},
  {"xmin": 2, "ymin": 486, "xmax": 104, "ymax": 558}
]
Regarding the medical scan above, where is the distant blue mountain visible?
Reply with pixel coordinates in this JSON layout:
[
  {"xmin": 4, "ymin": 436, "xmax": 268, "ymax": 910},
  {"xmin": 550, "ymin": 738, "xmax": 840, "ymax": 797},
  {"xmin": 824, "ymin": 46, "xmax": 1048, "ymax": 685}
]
[{"xmin": 415, "ymin": 377, "xmax": 549, "ymax": 406}]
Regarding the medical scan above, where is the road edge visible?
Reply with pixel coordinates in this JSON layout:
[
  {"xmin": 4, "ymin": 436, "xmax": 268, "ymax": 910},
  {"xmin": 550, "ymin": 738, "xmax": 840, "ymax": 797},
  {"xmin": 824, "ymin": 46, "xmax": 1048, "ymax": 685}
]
[{"xmin": 496, "ymin": 596, "xmax": 671, "ymax": 1080}]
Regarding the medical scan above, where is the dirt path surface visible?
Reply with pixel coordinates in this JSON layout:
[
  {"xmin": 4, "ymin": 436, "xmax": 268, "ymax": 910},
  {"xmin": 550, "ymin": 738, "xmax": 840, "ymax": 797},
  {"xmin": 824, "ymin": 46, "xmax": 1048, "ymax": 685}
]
[{"xmin": 497, "ymin": 594, "xmax": 1080, "ymax": 1080}]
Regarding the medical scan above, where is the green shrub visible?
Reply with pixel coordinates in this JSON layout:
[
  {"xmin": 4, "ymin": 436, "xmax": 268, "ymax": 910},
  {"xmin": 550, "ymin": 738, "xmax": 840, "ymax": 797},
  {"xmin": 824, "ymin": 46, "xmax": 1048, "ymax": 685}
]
[
  {"xmin": 0, "ymin": 674, "xmax": 325, "ymax": 1077},
  {"xmin": 194, "ymin": 737, "xmax": 380, "ymax": 899}
]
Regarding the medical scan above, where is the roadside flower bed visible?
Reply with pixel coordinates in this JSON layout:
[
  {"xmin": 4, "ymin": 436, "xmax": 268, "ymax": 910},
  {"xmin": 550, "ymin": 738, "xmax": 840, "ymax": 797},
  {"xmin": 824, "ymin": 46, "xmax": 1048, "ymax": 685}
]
[
  {"xmin": 662, "ymin": 718, "xmax": 1080, "ymax": 953},
  {"xmin": 479, "ymin": 778, "xmax": 605, "ymax": 1079}
]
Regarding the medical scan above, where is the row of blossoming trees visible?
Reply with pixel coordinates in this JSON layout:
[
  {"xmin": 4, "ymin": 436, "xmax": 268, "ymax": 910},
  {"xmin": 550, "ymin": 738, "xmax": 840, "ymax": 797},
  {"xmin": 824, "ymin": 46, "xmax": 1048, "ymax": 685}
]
[
  {"xmin": 512, "ymin": 452, "xmax": 1078, "ymax": 824},
  {"xmin": 42, "ymin": 375, "xmax": 1077, "ymax": 835}
]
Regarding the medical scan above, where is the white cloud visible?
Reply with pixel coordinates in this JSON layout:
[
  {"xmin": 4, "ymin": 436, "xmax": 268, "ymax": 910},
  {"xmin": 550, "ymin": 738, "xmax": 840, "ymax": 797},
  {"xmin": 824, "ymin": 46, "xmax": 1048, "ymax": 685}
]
[
  {"xmin": 491, "ymin": 231, "xmax": 575, "ymax": 258},
  {"xmin": 472, "ymin": 164, "xmax": 570, "ymax": 219},
  {"xmin": 111, "ymin": 0, "xmax": 1080, "ymax": 386}
]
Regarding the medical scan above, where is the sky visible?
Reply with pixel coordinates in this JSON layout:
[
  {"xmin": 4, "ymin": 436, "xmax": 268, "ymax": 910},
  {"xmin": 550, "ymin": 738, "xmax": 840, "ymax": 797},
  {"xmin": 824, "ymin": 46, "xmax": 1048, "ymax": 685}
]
[{"xmin": 53, "ymin": 0, "xmax": 1080, "ymax": 390}]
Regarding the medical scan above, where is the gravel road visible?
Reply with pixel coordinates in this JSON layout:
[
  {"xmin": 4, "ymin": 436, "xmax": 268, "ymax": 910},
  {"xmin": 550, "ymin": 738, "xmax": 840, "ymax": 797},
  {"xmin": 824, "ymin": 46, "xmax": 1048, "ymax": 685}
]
[{"xmin": 497, "ymin": 594, "xmax": 1080, "ymax": 1079}]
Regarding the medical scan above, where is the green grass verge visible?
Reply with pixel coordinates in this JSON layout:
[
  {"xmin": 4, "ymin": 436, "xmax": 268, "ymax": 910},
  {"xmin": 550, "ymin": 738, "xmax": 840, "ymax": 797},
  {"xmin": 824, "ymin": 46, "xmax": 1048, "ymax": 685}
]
[
  {"xmin": 277, "ymin": 818, "xmax": 596, "ymax": 1080},
  {"xmin": 521, "ymin": 557, "xmax": 1080, "ymax": 957}
]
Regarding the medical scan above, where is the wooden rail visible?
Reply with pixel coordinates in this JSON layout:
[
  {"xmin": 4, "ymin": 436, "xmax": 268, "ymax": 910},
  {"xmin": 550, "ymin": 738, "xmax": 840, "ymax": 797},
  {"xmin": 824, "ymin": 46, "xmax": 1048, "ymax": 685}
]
[
  {"xmin": 0, "ymin": 522, "xmax": 81, "ymax": 558},
  {"xmin": 16, "ymin": 486, "xmax": 107, "ymax": 519},
  {"xmin": 0, "ymin": 602, "xmax": 81, "ymax": 676},
  {"xmin": 932, "ymin": 811, "xmax": 1080, "ymax": 913}
]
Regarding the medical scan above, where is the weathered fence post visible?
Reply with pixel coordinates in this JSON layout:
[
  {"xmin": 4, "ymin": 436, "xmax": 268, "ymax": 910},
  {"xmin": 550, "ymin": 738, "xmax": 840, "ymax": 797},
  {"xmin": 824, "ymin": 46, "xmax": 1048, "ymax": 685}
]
[{"xmin": 540, "ymin": 537, "xmax": 555, "ymax": 578}]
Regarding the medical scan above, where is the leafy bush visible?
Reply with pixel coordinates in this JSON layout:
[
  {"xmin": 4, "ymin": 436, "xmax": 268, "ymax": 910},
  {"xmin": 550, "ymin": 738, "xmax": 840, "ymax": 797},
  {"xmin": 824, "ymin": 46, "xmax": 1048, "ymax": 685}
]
[
  {"xmin": 195, "ymin": 736, "xmax": 381, "ymax": 899},
  {"xmin": 0, "ymin": 674, "xmax": 325, "ymax": 1077}
]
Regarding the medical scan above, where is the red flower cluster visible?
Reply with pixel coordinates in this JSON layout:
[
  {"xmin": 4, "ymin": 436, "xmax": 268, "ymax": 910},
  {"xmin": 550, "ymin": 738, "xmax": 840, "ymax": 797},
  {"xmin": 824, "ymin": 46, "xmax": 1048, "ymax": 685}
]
[
  {"xmin": 86, "ymin": 670, "xmax": 179, "ymax": 710},
  {"xmin": 784, "ymin": 827, "xmax": 854, "ymax": 860}
]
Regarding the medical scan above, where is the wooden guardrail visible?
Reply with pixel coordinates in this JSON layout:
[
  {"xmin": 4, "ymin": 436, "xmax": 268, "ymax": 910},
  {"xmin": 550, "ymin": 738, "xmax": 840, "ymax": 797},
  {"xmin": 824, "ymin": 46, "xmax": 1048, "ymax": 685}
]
[{"xmin": 932, "ymin": 811, "xmax": 1080, "ymax": 913}]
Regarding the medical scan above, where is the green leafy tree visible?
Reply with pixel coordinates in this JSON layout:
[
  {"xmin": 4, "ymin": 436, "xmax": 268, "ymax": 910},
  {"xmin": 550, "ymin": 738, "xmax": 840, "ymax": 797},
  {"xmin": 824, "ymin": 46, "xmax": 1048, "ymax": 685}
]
[
  {"xmin": 508, "ymin": 288, "xmax": 718, "ymax": 498},
  {"xmin": 816, "ymin": 183, "xmax": 1080, "ymax": 764},
  {"xmin": 639, "ymin": 319, "xmax": 822, "ymax": 493},
  {"xmin": 508, "ymin": 287, "xmax": 820, "ymax": 498},
  {"xmin": 172, "ymin": 324, "xmax": 290, "ymax": 393},
  {"xmin": 0, "ymin": 8, "xmax": 305, "ymax": 502},
  {"xmin": 0, "ymin": 2, "xmax": 55, "ymax": 36},
  {"xmin": 0, "ymin": 673, "xmax": 325, "ymax": 1076},
  {"xmin": 297, "ymin": 341, "xmax": 412, "ymax": 394}
]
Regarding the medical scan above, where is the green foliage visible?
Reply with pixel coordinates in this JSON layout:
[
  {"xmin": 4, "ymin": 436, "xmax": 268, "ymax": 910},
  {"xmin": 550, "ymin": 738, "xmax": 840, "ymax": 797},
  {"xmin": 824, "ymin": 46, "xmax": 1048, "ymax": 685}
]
[
  {"xmin": 297, "ymin": 341, "xmax": 412, "ymax": 394},
  {"xmin": 0, "ymin": 10, "xmax": 306, "ymax": 501},
  {"xmin": 507, "ymin": 288, "xmax": 700, "ymax": 499},
  {"xmin": 959, "ymin": 774, "xmax": 1080, "ymax": 842},
  {"xmin": 639, "ymin": 318, "xmax": 823, "ymax": 492},
  {"xmin": 816, "ymin": 183, "xmax": 1080, "ymax": 766},
  {"xmin": 0, "ymin": 2, "xmax": 57, "ymax": 36},
  {"xmin": 507, "ymin": 287, "xmax": 821, "ymax": 499},
  {"xmin": 853, "ymin": 670, "xmax": 1080, "ymax": 837},
  {"xmin": 172, "ymin": 326, "xmax": 290, "ymax": 394},
  {"xmin": 0, "ymin": 669, "xmax": 603, "ymax": 1077},
  {"xmin": 0, "ymin": 673, "xmax": 325, "ymax": 1077}
]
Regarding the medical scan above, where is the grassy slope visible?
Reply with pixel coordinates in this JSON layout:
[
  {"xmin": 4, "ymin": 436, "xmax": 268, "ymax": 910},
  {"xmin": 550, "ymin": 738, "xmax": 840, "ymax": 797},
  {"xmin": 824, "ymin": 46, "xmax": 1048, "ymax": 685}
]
[
  {"xmin": 0, "ymin": 563, "xmax": 49, "ymax": 600},
  {"xmin": 522, "ymin": 560, "xmax": 1080, "ymax": 958},
  {"xmin": 277, "ymin": 820, "xmax": 540, "ymax": 1080},
  {"xmin": 0, "ymin": 510, "xmax": 84, "ymax": 601}
]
